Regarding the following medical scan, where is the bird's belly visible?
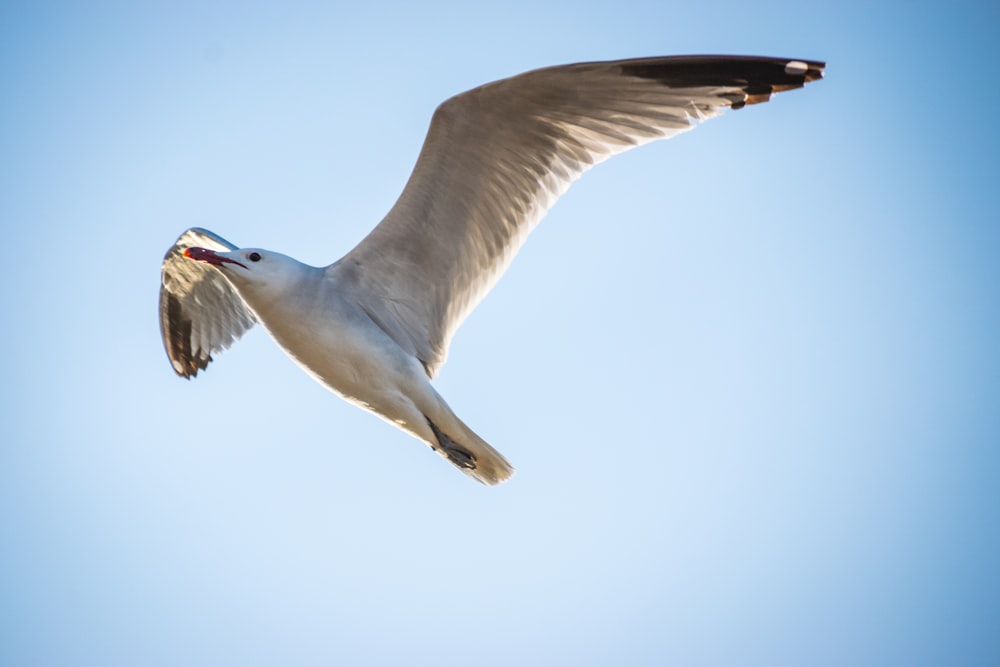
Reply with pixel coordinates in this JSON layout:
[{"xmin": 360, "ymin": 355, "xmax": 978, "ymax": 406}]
[{"xmin": 260, "ymin": 312, "xmax": 427, "ymax": 429}]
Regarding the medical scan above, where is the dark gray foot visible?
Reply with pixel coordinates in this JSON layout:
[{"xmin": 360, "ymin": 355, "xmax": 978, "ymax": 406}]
[{"xmin": 426, "ymin": 418, "xmax": 477, "ymax": 470}]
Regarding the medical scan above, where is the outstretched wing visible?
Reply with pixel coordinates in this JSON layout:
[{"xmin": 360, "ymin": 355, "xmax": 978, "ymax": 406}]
[
  {"xmin": 159, "ymin": 227, "xmax": 256, "ymax": 377},
  {"xmin": 334, "ymin": 55, "xmax": 824, "ymax": 377}
]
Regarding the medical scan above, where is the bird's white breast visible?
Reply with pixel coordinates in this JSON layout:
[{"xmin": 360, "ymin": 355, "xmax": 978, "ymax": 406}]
[{"xmin": 244, "ymin": 276, "xmax": 430, "ymax": 426}]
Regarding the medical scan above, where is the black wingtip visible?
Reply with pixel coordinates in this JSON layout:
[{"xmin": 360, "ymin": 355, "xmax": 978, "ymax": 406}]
[
  {"xmin": 621, "ymin": 55, "xmax": 825, "ymax": 109},
  {"xmin": 161, "ymin": 291, "xmax": 212, "ymax": 379}
]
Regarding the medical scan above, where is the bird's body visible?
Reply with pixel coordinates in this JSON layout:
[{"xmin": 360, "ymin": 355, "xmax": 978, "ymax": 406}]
[
  {"xmin": 159, "ymin": 55, "xmax": 825, "ymax": 484},
  {"xmin": 226, "ymin": 253, "xmax": 513, "ymax": 480}
]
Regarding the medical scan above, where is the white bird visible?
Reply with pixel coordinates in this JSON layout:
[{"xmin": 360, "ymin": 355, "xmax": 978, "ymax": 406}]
[{"xmin": 159, "ymin": 55, "xmax": 825, "ymax": 485}]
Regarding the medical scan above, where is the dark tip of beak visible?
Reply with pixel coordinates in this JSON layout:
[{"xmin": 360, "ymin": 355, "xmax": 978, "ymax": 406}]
[{"xmin": 183, "ymin": 247, "xmax": 247, "ymax": 269}]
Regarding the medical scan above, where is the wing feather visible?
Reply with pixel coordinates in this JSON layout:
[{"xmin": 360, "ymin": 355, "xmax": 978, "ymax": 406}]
[
  {"xmin": 159, "ymin": 228, "xmax": 256, "ymax": 377},
  {"xmin": 333, "ymin": 55, "xmax": 824, "ymax": 376}
]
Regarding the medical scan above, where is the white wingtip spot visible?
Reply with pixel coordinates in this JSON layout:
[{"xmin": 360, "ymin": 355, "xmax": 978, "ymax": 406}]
[{"xmin": 784, "ymin": 60, "xmax": 809, "ymax": 76}]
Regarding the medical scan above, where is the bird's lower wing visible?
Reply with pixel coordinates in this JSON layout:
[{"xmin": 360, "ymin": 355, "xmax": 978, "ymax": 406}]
[{"xmin": 159, "ymin": 227, "xmax": 257, "ymax": 377}]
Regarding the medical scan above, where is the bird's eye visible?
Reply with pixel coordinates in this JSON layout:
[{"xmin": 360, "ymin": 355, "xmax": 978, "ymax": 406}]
[{"xmin": 248, "ymin": 252, "xmax": 262, "ymax": 262}]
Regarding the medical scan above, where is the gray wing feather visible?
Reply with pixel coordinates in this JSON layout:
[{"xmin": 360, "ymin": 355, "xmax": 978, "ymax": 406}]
[
  {"xmin": 159, "ymin": 227, "xmax": 256, "ymax": 377},
  {"xmin": 334, "ymin": 55, "xmax": 824, "ymax": 377}
]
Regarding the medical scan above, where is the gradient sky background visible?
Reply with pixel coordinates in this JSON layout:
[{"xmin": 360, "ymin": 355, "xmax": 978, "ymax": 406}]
[{"xmin": 2, "ymin": 1, "xmax": 998, "ymax": 665}]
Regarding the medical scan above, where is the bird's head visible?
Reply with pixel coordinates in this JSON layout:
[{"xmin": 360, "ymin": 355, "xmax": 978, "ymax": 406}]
[{"xmin": 183, "ymin": 246, "xmax": 311, "ymax": 303}]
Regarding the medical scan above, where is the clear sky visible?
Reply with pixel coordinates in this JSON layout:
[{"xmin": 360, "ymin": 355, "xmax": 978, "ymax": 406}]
[{"xmin": 2, "ymin": 1, "xmax": 998, "ymax": 665}]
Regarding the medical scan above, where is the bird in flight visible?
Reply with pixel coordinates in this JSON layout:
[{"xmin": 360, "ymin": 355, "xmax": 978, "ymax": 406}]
[{"xmin": 159, "ymin": 55, "xmax": 825, "ymax": 485}]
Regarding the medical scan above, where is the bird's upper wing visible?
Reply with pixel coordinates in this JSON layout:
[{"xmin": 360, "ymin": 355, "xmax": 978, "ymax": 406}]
[
  {"xmin": 333, "ymin": 55, "xmax": 825, "ymax": 377},
  {"xmin": 159, "ymin": 227, "xmax": 256, "ymax": 377}
]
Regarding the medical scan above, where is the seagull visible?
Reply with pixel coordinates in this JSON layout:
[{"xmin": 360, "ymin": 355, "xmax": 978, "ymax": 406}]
[{"xmin": 159, "ymin": 55, "xmax": 825, "ymax": 485}]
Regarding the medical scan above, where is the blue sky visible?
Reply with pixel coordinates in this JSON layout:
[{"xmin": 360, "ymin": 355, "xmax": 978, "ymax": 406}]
[{"xmin": 2, "ymin": 1, "xmax": 998, "ymax": 665}]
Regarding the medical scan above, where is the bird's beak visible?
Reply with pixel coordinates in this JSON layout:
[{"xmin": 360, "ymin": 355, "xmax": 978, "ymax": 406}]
[{"xmin": 183, "ymin": 247, "xmax": 247, "ymax": 269}]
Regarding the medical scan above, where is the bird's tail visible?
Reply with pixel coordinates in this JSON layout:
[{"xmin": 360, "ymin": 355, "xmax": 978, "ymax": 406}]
[{"xmin": 425, "ymin": 416, "xmax": 514, "ymax": 486}]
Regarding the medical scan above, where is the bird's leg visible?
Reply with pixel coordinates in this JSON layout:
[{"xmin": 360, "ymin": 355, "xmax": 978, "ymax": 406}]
[{"xmin": 425, "ymin": 417, "xmax": 477, "ymax": 470}]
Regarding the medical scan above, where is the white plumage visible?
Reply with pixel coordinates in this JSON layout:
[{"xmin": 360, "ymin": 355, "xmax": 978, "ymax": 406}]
[{"xmin": 159, "ymin": 55, "xmax": 825, "ymax": 484}]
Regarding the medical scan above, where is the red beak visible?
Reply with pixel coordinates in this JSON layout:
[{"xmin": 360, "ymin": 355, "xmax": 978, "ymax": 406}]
[{"xmin": 183, "ymin": 247, "xmax": 247, "ymax": 269}]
